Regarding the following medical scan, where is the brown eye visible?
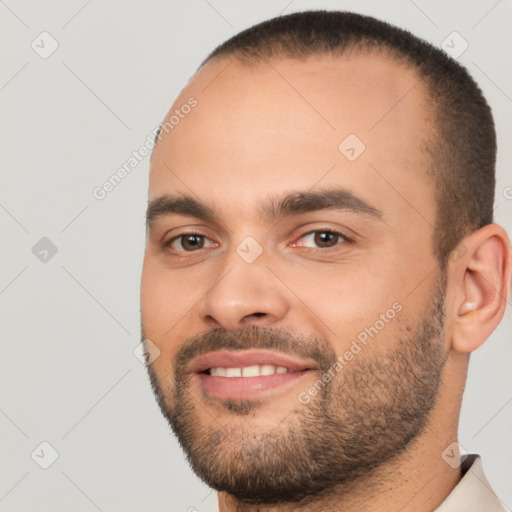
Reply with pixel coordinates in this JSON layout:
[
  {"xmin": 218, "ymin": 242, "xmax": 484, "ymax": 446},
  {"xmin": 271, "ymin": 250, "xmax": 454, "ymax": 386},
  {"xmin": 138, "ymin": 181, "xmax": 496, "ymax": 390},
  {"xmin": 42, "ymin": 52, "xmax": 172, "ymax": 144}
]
[
  {"xmin": 313, "ymin": 231, "xmax": 340, "ymax": 248},
  {"xmin": 180, "ymin": 235, "xmax": 205, "ymax": 251},
  {"xmin": 297, "ymin": 230, "xmax": 346, "ymax": 249},
  {"xmin": 166, "ymin": 234, "xmax": 213, "ymax": 252}
]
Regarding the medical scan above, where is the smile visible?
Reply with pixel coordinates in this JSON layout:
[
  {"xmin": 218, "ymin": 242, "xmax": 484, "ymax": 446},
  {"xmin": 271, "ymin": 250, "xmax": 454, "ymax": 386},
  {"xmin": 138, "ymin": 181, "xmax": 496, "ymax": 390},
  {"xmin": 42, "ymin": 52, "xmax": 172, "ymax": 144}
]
[{"xmin": 189, "ymin": 349, "xmax": 317, "ymax": 400}]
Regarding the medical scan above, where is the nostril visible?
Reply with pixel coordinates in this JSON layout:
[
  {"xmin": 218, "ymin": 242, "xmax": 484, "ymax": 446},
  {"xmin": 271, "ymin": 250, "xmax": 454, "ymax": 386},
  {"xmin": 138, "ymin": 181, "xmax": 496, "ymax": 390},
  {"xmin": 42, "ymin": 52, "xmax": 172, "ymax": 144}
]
[{"xmin": 241, "ymin": 312, "xmax": 267, "ymax": 323}]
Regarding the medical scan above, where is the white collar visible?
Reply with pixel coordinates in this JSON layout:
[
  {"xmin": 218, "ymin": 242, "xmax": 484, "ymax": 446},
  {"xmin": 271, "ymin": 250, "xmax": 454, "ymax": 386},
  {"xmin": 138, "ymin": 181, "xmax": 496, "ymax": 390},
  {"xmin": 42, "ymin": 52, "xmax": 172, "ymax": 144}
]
[{"xmin": 435, "ymin": 454, "xmax": 505, "ymax": 511}]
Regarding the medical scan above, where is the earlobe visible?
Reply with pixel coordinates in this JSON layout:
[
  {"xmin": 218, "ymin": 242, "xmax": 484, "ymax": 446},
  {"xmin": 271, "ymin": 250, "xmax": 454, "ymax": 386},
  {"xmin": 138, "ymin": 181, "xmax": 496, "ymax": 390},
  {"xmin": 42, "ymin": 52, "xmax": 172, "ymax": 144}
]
[{"xmin": 451, "ymin": 224, "xmax": 511, "ymax": 354}]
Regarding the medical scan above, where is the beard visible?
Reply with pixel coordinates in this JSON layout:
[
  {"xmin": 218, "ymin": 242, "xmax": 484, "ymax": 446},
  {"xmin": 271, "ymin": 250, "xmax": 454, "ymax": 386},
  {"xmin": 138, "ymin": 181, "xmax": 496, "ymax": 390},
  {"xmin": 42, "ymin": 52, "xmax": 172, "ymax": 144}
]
[{"xmin": 143, "ymin": 275, "xmax": 448, "ymax": 506}]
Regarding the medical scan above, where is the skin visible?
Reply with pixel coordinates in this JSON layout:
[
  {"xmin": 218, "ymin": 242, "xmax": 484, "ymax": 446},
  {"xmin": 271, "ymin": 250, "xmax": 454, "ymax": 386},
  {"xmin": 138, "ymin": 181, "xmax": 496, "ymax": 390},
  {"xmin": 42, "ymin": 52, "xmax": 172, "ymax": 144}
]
[{"xmin": 140, "ymin": 52, "xmax": 511, "ymax": 511}]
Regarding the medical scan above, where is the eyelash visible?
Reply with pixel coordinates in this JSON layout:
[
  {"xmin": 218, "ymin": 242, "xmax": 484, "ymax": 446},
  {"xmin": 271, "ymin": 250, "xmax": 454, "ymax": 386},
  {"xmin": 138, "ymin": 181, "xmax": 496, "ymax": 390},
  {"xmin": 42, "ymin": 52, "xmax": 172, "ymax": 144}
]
[{"xmin": 162, "ymin": 228, "xmax": 354, "ymax": 255}]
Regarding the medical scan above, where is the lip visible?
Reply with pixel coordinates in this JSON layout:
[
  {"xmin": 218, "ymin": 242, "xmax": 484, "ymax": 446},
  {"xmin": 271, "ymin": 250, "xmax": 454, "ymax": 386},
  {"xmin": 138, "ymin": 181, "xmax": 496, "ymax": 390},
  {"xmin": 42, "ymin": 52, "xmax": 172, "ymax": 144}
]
[
  {"xmin": 189, "ymin": 349, "xmax": 318, "ymax": 374},
  {"xmin": 189, "ymin": 349, "xmax": 318, "ymax": 401}
]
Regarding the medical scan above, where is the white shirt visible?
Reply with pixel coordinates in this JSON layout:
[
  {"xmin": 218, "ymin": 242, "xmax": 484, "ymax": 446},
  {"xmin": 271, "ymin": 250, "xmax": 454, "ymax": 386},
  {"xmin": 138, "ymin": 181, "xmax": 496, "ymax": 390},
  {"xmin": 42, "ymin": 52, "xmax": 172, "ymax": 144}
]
[{"xmin": 435, "ymin": 454, "xmax": 505, "ymax": 511}]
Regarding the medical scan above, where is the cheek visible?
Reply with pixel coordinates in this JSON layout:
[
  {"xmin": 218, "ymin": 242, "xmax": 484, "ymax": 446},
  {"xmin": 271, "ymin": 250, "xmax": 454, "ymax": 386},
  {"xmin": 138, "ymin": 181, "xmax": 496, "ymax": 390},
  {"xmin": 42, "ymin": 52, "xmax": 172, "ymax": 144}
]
[
  {"xmin": 141, "ymin": 263, "xmax": 166, "ymax": 330},
  {"xmin": 141, "ymin": 258, "xmax": 213, "ymax": 361},
  {"xmin": 140, "ymin": 259, "xmax": 187, "ymax": 344},
  {"xmin": 278, "ymin": 262, "xmax": 404, "ymax": 351}
]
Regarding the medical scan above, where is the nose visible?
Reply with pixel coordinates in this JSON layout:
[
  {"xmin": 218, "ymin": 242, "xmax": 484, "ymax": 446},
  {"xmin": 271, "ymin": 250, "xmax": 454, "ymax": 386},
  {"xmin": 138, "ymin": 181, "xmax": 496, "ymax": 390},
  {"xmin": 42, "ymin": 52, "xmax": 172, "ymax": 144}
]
[{"xmin": 197, "ymin": 250, "xmax": 290, "ymax": 330}]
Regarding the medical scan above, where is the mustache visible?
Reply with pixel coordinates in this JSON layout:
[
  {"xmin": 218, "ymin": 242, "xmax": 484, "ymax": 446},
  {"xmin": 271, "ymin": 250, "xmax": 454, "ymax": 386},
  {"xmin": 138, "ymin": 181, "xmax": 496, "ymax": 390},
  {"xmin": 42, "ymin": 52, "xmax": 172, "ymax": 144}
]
[{"xmin": 174, "ymin": 325, "xmax": 337, "ymax": 374}]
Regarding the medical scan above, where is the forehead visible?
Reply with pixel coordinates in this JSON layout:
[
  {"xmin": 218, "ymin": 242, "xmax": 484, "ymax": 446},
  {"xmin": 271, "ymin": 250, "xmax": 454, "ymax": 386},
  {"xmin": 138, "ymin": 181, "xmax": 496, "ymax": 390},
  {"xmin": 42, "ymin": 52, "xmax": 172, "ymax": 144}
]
[{"xmin": 149, "ymin": 53, "xmax": 434, "ymax": 226}]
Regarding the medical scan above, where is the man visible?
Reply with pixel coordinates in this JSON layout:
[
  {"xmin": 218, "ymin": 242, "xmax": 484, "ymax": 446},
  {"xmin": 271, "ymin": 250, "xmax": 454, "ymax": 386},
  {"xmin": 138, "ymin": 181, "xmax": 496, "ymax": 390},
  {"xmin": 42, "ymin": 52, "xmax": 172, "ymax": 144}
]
[{"xmin": 140, "ymin": 10, "xmax": 511, "ymax": 511}]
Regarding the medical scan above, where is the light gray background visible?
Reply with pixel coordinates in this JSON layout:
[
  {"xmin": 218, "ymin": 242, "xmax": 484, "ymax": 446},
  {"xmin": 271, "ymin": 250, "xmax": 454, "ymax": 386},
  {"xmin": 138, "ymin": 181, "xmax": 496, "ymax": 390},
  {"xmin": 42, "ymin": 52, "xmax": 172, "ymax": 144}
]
[{"xmin": 1, "ymin": 1, "xmax": 511, "ymax": 511}]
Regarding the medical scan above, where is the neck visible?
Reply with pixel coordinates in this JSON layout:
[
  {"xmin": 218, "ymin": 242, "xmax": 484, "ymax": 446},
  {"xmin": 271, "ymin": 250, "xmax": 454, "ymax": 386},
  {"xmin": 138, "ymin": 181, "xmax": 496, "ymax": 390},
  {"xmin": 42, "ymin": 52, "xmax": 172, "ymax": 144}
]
[{"xmin": 217, "ymin": 417, "xmax": 463, "ymax": 512}]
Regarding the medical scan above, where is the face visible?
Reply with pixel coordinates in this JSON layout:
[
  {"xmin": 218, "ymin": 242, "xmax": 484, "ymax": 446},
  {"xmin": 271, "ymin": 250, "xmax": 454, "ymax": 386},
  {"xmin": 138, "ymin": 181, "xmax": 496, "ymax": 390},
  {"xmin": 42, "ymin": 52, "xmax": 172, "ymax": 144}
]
[{"xmin": 140, "ymin": 53, "xmax": 449, "ymax": 504}]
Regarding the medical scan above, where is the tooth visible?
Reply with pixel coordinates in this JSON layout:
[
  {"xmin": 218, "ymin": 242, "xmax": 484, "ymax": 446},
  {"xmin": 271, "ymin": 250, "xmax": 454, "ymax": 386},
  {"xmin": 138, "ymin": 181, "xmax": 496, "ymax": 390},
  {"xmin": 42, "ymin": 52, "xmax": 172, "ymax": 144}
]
[
  {"xmin": 209, "ymin": 365, "xmax": 291, "ymax": 377},
  {"xmin": 225, "ymin": 367, "xmax": 242, "ymax": 377},
  {"xmin": 241, "ymin": 365, "xmax": 260, "ymax": 377},
  {"xmin": 260, "ymin": 365, "xmax": 276, "ymax": 376}
]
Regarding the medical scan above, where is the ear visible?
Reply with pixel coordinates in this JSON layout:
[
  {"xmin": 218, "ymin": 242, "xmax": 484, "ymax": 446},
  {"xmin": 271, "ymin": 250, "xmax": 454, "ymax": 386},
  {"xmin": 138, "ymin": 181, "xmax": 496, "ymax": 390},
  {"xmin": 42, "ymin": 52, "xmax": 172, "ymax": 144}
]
[{"xmin": 450, "ymin": 223, "xmax": 512, "ymax": 354}]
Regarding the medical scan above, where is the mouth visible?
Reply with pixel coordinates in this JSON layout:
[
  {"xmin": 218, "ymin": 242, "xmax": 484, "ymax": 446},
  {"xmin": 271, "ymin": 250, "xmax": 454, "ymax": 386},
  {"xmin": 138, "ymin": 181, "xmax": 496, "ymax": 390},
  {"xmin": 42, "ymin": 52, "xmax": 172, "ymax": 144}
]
[{"xmin": 189, "ymin": 349, "xmax": 318, "ymax": 401}]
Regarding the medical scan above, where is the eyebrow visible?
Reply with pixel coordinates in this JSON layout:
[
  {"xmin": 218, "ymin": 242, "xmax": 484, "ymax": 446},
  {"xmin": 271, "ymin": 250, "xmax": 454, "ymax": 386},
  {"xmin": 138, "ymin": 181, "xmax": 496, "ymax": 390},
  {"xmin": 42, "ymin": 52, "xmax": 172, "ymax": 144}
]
[{"xmin": 145, "ymin": 188, "xmax": 383, "ymax": 228}]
